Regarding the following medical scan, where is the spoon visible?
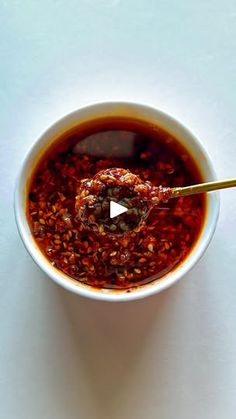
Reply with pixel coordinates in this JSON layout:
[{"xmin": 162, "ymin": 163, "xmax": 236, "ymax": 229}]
[
  {"xmin": 76, "ymin": 169, "xmax": 236, "ymax": 236},
  {"xmin": 168, "ymin": 178, "xmax": 236, "ymax": 199}
]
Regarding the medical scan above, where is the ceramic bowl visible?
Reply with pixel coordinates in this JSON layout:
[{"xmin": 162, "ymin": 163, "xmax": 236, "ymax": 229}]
[{"xmin": 14, "ymin": 102, "xmax": 220, "ymax": 301}]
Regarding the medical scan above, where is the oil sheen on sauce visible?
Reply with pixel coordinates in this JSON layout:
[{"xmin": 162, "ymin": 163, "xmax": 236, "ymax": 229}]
[{"xmin": 27, "ymin": 117, "xmax": 206, "ymax": 289}]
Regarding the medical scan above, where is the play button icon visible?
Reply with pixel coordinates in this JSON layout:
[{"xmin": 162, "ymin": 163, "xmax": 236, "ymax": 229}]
[{"xmin": 110, "ymin": 200, "xmax": 128, "ymax": 219}]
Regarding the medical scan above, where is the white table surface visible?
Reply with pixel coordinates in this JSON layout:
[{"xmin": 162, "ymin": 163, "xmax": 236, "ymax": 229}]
[{"xmin": 1, "ymin": 1, "xmax": 236, "ymax": 418}]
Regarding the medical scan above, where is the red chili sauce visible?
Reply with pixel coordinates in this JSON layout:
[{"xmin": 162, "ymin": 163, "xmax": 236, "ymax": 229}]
[{"xmin": 27, "ymin": 117, "xmax": 206, "ymax": 289}]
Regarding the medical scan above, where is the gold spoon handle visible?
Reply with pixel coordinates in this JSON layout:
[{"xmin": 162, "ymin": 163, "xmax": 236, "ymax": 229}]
[{"xmin": 171, "ymin": 178, "xmax": 236, "ymax": 198}]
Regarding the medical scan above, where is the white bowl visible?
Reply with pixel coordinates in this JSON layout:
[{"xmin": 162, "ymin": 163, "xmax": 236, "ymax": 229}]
[{"xmin": 14, "ymin": 102, "xmax": 220, "ymax": 301}]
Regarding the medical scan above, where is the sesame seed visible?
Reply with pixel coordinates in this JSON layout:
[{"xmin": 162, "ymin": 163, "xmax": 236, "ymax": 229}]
[{"xmin": 148, "ymin": 244, "xmax": 154, "ymax": 252}]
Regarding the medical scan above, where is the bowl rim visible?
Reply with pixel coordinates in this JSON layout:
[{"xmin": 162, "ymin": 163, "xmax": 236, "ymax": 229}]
[{"xmin": 14, "ymin": 101, "xmax": 220, "ymax": 301}]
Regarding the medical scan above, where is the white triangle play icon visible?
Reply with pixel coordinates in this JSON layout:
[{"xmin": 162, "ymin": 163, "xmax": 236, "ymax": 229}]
[{"xmin": 110, "ymin": 201, "xmax": 128, "ymax": 219}]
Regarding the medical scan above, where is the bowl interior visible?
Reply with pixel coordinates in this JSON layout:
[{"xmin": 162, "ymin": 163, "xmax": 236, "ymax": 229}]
[{"xmin": 15, "ymin": 102, "xmax": 220, "ymax": 301}]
